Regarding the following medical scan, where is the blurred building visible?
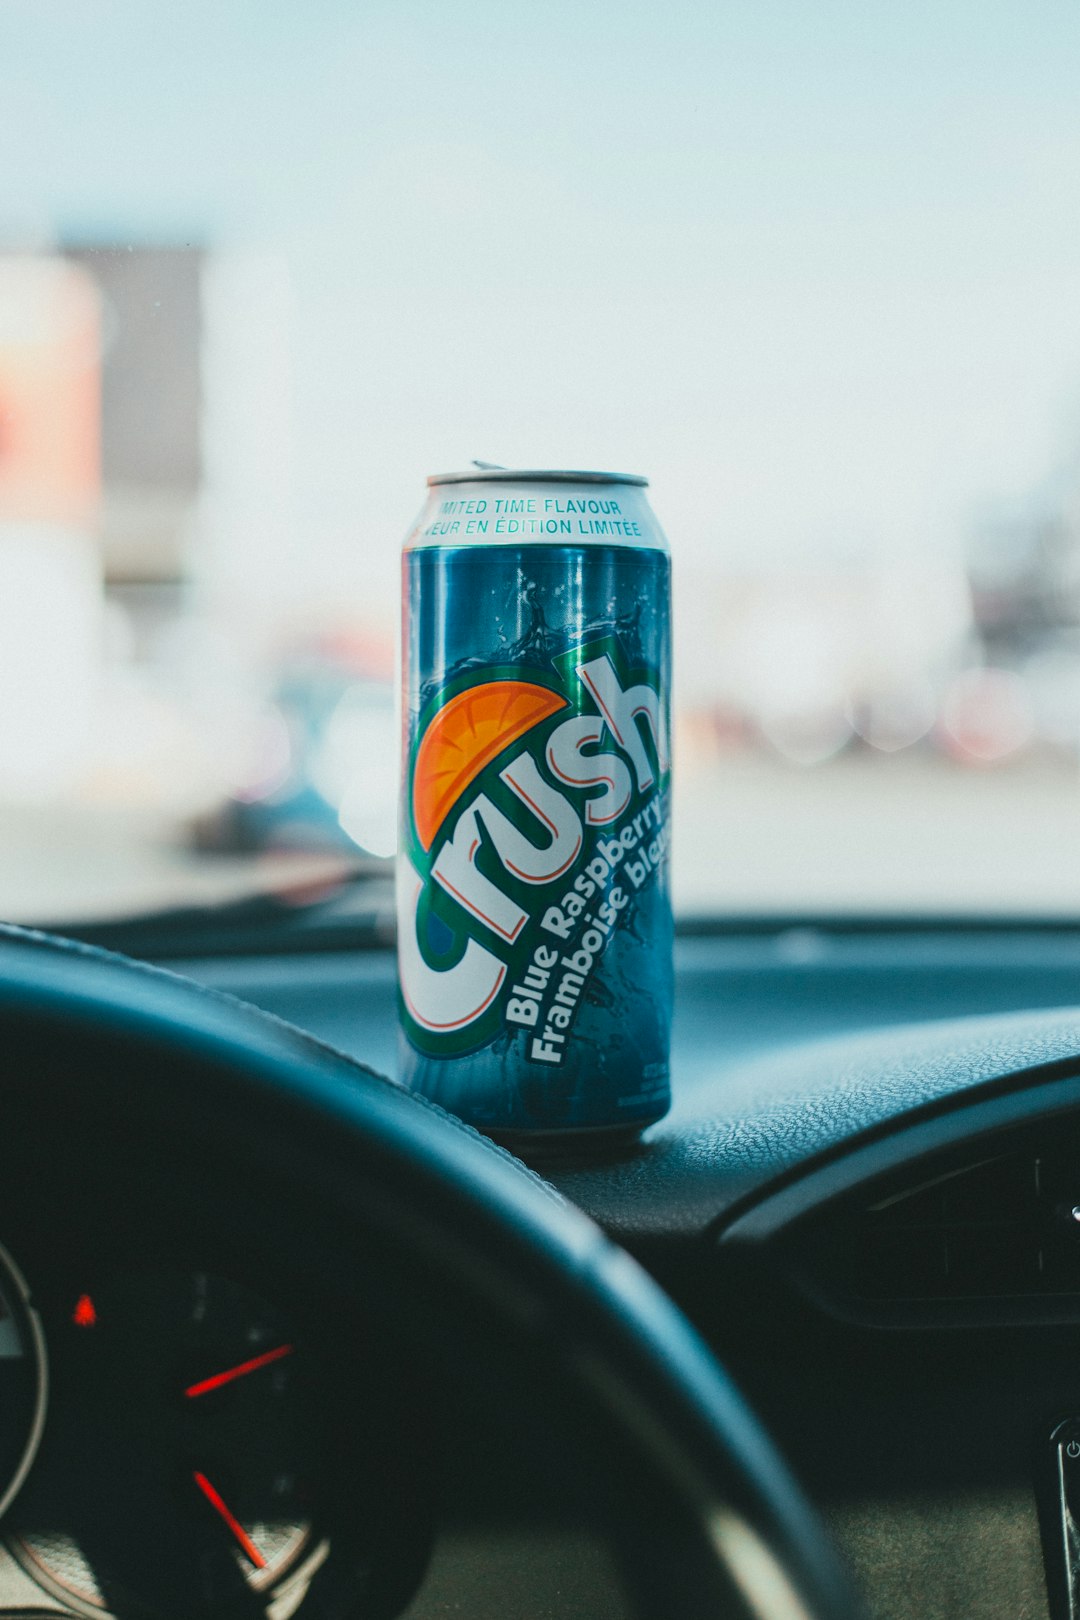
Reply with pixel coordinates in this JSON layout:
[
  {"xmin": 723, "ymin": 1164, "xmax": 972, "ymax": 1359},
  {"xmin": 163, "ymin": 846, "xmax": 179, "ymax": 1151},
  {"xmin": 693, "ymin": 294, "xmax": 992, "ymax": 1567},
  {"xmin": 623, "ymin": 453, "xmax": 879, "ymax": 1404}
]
[
  {"xmin": 0, "ymin": 255, "xmax": 104, "ymax": 796},
  {"xmin": 66, "ymin": 246, "xmax": 203, "ymax": 589},
  {"xmin": 0, "ymin": 255, "xmax": 100, "ymax": 526},
  {"xmin": 0, "ymin": 244, "xmax": 203, "ymax": 621},
  {"xmin": 968, "ymin": 503, "xmax": 1080, "ymax": 664},
  {"xmin": 0, "ymin": 246, "xmax": 210, "ymax": 804},
  {"xmin": 964, "ymin": 475, "xmax": 1080, "ymax": 762}
]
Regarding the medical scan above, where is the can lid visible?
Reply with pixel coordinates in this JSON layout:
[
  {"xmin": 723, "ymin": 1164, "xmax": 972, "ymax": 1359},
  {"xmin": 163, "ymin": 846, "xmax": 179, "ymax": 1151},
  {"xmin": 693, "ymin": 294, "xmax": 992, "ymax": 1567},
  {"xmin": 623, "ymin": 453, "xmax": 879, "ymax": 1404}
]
[{"xmin": 427, "ymin": 466, "xmax": 648, "ymax": 488}]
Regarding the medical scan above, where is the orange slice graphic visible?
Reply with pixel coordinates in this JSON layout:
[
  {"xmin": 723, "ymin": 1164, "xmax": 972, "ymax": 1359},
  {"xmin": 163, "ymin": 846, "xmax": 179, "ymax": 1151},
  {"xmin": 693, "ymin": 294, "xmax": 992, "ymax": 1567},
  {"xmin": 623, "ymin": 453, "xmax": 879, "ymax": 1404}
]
[{"xmin": 413, "ymin": 680, "xmax": 567, "ymax": 851}]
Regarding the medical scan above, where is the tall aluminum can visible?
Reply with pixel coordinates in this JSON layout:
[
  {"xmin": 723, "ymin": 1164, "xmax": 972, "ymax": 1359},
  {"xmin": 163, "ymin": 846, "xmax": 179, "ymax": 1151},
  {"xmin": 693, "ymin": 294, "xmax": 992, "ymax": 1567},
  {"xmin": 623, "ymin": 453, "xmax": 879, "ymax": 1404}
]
[{"xmin": 398, "ymin": 468, "xmax": 672, "ymax": 1154}]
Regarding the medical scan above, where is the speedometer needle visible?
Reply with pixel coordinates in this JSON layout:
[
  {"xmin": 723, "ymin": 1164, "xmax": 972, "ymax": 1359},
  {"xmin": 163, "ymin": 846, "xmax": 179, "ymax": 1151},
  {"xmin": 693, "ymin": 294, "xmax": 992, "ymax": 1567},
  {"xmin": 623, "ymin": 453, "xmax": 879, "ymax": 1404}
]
[
  {"xmin": 184, "ymin": 1343, "xmax": 293, "ymax": 1399},
  {"xmin": 192, "ymin": 1471, "xmax": 267, "ymax": 1569}
]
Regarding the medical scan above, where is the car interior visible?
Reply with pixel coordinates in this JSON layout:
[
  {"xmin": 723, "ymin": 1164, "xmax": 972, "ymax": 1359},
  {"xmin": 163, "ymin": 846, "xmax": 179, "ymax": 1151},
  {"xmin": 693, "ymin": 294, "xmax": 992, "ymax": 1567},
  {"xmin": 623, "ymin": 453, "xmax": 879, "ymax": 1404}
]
[{"xmin": 0, "ymin": 903, "xmax": 1075, "ymax": 1618}]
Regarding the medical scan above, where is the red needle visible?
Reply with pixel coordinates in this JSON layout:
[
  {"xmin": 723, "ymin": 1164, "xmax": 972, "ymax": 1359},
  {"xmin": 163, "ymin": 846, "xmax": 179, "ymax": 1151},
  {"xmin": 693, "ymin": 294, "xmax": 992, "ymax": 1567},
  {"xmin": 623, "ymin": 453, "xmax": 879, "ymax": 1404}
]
[
  {"xmin": 192, "ymin": 1471, "xmax": 267, "ymax": 1570},
  {"xmin": 184, "ymin": 1343, "xmax": 293, "ymax": 1399}
]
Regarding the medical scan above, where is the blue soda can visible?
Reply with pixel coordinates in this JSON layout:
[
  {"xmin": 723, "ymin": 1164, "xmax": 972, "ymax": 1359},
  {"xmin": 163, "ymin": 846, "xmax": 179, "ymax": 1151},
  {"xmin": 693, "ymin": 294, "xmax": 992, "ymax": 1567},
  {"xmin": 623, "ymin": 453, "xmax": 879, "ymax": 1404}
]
[{"xmin": 397, "ymin": 468, "xmax": 672, "ymax": 1154}]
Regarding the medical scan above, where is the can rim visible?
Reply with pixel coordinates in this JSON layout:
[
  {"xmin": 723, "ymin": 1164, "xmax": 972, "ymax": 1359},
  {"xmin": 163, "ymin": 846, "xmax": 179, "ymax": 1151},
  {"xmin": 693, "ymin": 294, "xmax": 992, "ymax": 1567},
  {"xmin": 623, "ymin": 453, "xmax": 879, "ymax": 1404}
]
[{"xmin": 427, "ymin": 467, "xmax": 649, "ymax": 488}]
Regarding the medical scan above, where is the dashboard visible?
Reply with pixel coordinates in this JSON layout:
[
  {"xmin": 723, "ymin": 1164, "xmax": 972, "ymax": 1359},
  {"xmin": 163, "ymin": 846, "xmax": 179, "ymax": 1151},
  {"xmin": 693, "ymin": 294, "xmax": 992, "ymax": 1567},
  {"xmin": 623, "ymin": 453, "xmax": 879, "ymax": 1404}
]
[
  {"xmin": 180, "ymin": 921, "xmax": 1080, "ymax": 1620},
  {"xmin": 5, "ymin": 919, "xmax": 1080, "ymax": 1618}
]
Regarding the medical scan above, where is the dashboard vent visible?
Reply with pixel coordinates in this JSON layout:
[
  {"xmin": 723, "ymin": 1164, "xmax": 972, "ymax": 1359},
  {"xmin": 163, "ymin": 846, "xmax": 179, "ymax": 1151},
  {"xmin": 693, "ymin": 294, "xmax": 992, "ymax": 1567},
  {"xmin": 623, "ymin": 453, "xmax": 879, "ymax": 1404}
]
[{"xmin": 831, "ymin": 1147, "xmax": 1080, "ymax": 1300}]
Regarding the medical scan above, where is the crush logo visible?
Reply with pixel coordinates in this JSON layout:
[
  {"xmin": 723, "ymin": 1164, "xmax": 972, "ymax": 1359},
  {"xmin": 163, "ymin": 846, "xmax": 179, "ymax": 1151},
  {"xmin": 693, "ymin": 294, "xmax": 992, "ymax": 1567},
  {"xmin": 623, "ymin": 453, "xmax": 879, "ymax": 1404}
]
[{"xmin": 399, "ymin": 636, "xmax": 670, "ymax": 1060}]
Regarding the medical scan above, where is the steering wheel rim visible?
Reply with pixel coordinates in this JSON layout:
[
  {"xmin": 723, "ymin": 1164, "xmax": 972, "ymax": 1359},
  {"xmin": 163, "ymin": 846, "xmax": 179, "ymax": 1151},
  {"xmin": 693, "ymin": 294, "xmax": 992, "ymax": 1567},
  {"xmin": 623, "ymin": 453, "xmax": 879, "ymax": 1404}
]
[{"xmin": 0, "ymin": 924, "xmax": 859, "ymax": 1620}]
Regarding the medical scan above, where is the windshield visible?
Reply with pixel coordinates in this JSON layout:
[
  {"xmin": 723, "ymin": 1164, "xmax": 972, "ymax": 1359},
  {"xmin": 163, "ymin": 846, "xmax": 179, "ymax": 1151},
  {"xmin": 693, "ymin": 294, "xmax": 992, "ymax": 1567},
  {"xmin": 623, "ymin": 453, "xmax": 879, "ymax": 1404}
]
[{"xmin": 4, "ymin": 2, "xmax": 1079, "ymax": 926}]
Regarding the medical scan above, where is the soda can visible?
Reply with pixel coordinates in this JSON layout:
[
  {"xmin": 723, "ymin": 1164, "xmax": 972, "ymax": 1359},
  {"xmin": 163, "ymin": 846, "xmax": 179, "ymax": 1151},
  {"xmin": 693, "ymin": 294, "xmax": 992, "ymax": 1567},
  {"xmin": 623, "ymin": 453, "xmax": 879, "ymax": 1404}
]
[{"xmin": 397, "ymin": 467, "xmax": 672, "ymax": 1154}]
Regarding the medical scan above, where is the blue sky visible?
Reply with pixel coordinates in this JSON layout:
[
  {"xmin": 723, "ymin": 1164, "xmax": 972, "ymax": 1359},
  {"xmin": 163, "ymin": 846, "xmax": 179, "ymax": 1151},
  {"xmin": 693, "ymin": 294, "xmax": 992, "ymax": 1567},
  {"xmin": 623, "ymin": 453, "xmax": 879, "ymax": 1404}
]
[{"xmin": 4, "ymin": 0, "xmax": 1080, "ymax": 600}]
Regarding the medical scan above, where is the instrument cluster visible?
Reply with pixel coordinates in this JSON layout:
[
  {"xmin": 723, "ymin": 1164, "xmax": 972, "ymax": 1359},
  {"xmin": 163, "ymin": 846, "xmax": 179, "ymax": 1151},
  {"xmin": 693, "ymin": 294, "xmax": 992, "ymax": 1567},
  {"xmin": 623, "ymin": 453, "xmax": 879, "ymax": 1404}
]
[{"xmin": 0, "ymin": 1242, "xmax": 425, "ymax": 1619}]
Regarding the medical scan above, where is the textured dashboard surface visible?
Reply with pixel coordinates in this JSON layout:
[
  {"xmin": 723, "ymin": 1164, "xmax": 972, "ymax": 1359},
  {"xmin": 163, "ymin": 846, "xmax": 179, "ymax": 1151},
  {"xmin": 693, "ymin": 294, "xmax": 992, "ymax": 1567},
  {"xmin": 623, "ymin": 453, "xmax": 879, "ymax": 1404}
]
[{"xmin": 177, "ymin": 927, "xmax": 1080, "ymax": 1245}]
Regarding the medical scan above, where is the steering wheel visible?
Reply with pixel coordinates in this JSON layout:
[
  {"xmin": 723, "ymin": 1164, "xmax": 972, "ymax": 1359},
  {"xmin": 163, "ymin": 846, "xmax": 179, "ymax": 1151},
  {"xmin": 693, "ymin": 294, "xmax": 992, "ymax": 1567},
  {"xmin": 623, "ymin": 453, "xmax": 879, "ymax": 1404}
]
[{"xmin": 0, "ymin": 925, "xmax": 859, "ymax": 1620}]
